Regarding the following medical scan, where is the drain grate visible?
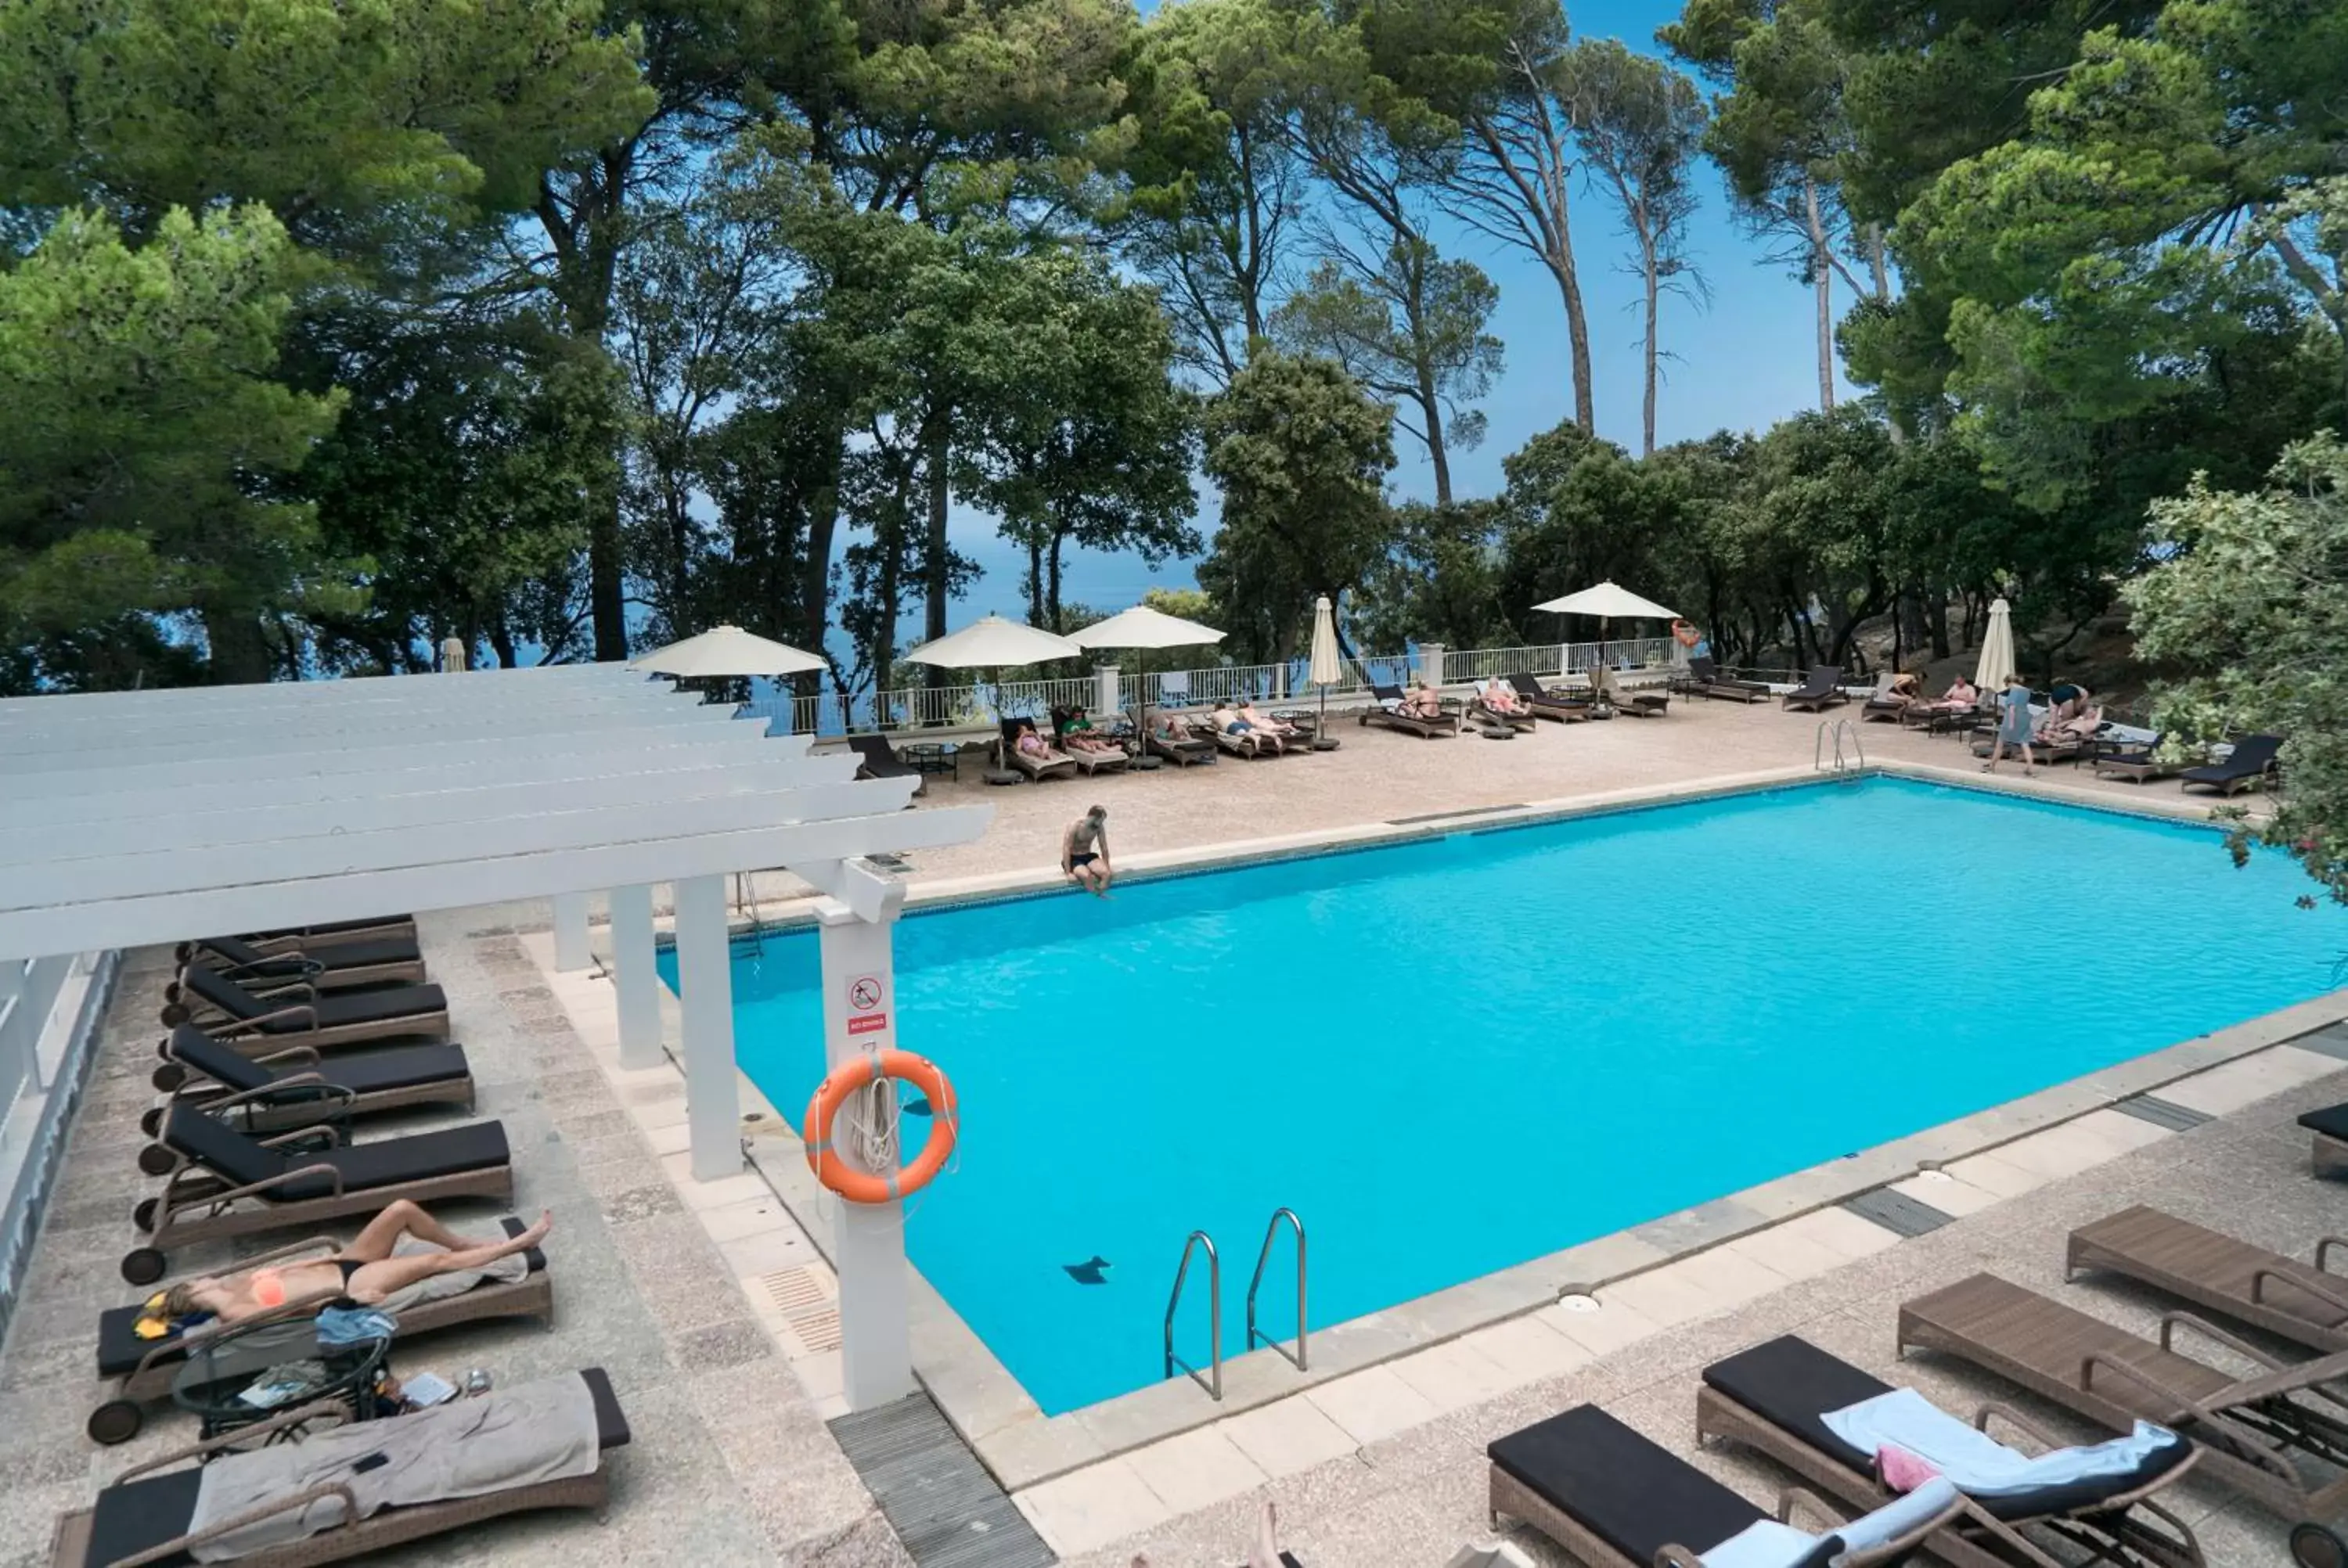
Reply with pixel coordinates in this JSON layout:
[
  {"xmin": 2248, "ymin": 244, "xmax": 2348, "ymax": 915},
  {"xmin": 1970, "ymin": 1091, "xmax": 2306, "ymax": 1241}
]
[
  {"xmin": 2111, "ymin": 1095, "xmax": 2213, "ymax": 1132},
  {"xmin": 758, "ymin": 1267, "xmax": 844, "ymax": 1353},
  {"xmin": 1841, "ymin": 1187, "xmax": 1953, "ymax": 1239},
  {"xmin": 830, "ymin": 1391, "xmax": 1053, "ymax": 1568}
]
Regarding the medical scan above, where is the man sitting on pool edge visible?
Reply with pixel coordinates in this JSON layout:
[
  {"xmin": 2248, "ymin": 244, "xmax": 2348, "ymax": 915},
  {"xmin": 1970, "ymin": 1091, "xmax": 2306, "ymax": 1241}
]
[{"xmin": 1063, "ymin": 804, "xmax": 1113, "ymax": 896}]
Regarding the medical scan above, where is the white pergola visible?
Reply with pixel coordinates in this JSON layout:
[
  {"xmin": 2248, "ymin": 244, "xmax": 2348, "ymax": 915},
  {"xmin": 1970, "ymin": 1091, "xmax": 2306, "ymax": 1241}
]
[{"xmin": 0, "ymin": 662, "xmax": 991, "ymax": 1409}]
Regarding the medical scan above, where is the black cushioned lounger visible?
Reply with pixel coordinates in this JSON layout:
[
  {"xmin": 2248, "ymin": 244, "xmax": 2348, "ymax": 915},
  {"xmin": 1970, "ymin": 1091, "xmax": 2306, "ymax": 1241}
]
[
  {"xmin": 130, "ymin": 1105, "xmax": 513, "ymax": 1282},
  {"xmin": 58, "ymin": 1368, "xmax": 628, "ymax": 1568},
  {"xmin": 2179, "ymin": 733, "xmax": 2282, "ymax": 797},
  {"xmin": 1697, "ymin": 1336, "xmax": 2200, "ymax": 1568},
  {"xmin": 185, "ymin": 932, "xmax": 427, "ymax": 989},
  {"xmin": 167, "ymin": 964, "xmax": 450, "ymax": 1051},
  {"xmin": 2302, "ymin": 1102, "xmax": 2348, "ymax": 1178},
  {"xmin": 146, "ymin": 1024, "xmax": 473, "ymax": 1133}
]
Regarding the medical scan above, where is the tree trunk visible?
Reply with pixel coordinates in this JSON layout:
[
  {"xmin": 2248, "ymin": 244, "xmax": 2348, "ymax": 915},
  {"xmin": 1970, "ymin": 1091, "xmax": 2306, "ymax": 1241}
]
[
  {"xmin": 798, "ymin": 430, "xmax": 845, "ymax": 705},
  {"xmin": 1046, "ymin": 532, "xmax": 1066, "ymax": 631},
  {"xmin": 1550, "ymin": 246, "xmax": 1596, "ymax": 432},
  {"xmin": 1926, "ymin": 589, "xmax": 1950, "ymax": 660},
  {"xmin": 1641, "ymin": 237, "xmax": 1660, "ymax": 458},
  {"xmin": 201, "ymin": 605, "xmax": 272, "ymax": 685},
  {"xmin": 922, "ymin": 403, "xmax": 951, "ymax": 682},
  {"xmin": 1806, "ymin": 178, "xmax": 1835, "ymax": 412},
  {"xmin": 1420, "ymin": 361, "xmax": 1453, "ymax": 508},
  {"xmin": 1025, "ymin": 535, "xmax": 1046, "ymax": 626}
]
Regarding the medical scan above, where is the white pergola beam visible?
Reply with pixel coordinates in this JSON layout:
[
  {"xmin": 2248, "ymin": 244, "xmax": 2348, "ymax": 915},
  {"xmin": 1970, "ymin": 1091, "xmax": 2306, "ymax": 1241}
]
[
  {"xmin": 0, "ymin": 806, "xmax": 992, "ymax": 958},
  {"xmin": 2, "ymin": 719, "xmax": 777, "ymax": 802},
  {"xmin": 5, "ymin": 778, "xmax": 919, "ymax": 908},
  {"xmin": 0, "ymin": 686, "xmax": 695, "ymax": 753},
  {"xmin": 0, "ymin": 732, "xmax": 806, "ymax": 831},
  {"xmin": 0, "ymin": 661, "xmax": 641, "ymax": 721},
  {"xmin": 0, "ymin": 755, "xmax": 861, "ymax": 865},
  {"xmin": 0, "ymin": 698, "xmax": 742, "ymax": 776}
]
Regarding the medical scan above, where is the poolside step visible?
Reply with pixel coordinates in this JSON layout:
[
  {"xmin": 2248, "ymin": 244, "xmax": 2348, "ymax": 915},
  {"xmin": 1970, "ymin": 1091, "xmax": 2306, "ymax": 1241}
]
[
  {"xmin": 1839, "ymin": 1187, "xmax": 1952, "ymax": 1239},
  {"xmin": 2111, "ymin": 1094, "xmax": 2214, "ymax": 1132},
  {"xmin": 829, "ymin": 1390, "xmax": 1053, "ymax": 1568}
]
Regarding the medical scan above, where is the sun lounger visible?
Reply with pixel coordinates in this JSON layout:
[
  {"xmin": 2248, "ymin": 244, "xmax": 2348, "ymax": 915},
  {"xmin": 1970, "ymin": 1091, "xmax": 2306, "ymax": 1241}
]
[
  {"xmin": 164, "ymin": 965, "xmax": 451, "ymax": 1052},
  {"xmin": 2090, "ymin": 735, "xmax": 2176, "ymax": 781},
  {"xmin": 1689, "ymin": 656, "xmax": 1771, "ymax": 705},
  {"xmin": 1361, "ymin": 684, "xmax": 1460, "ymax": 738},
  {"xmin": 1860, "ymin": 674, "xmax": 1912, "ymax": 724},
  {"xmin": 180, "ymin": 933, "xmax": 427, "ymax": 991},
  {"xmin": 1469, "ymin": 694, "xmax": 1536, "ymax": 732},
  {"xmin": 996, "ymin": 718, "xmax": 1077, "ymax": 781},
  {"xmin": 1970, "ymin": 728, "xmax": 2091, "ymax": 765},
  {"xmin": 1591, "ymin": 666, "xmax": 1668, "ymax": 717},
  {"xmin": 2303, "ymin": 1102, "xmax": 2348, "ymax": 1178},
  {"xmin": 1507, "ymin": 672, "xmax": 1592, "ymax": 722},
  {"xmin": 2179, "ymin": 733, "xmax": 2282, "ymax": 797},
  {"xmin": 1054, "ymin": 727, "xmax": 1132, "ymax": 775},
  {"xmin": 85, "ymin": 1216, "xmax": 553, "ymax": 1444},
  {"xmin": 1782, "ymin": 667, "xmax": 1849, "ymax": 712},
  {"xmin": 54, "ymin": 1368, "xmax": 628, "ymax": 1568},
  {"xmin": 847, "ymin": 734, "xmax": 924, "ymax": 797},
  {"xmin": 240, "ymin": 916, "xmax": 419, "ymax": 951},
  {"xmin": 1898, "ymin": 1271, "xmax": 2348, "ymax": 1535},
  {"xmin": 145, "ymin": 1025, "xmax": 474, "ymax": 1135},
  {"xmin": 1697, "ymin": 1333, "xmax": 2203, "ymax": 1568},
  {"xmin": 1143, "ymin": 713, "xmax": 1216, "ymax": 766},
  {"xmin": 1488, "ymin": 1404, "xmax": 1982, "ymax": 1567},
  {"xmin": 128, "ymin": 1105, "xmax": 514, "ymax": 1285},
  {"xmin": 2069, "ymin": 1206, "xmax": 2348, "ymax": 1356}
]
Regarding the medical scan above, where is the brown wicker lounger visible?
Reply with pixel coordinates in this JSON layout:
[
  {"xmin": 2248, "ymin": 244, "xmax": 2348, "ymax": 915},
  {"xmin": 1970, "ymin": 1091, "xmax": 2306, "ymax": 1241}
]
[
  {"xmin": 146, "ymin": 1026, "xmax": 474, "ymax": 1134},
  {"xmin": 162, "ymin": 965, "xmax": 451, "ymax": 1054},
  {"xmin": 1898, "ymin": 1272, "xmax": 2348, "ymax": 1538},
  {"xmin": 2069, "ymin": 1206, "xmax": 2348, "ymax": 1355},
  {"xmin": 2302, "ymin": 1102, "xmax": 2348, "ymax": 1179},
  {"xmin": 1486, "ymin": 1404, "xmax": 1997, "ymax": 1566},
  {"xmin": 128, "ymin": 1105, "xmax": 514, "ymax": 1285},
  {"xmin": 1695, "ymin": 1334, "xmax": 2203, "ymax": 1568},
  {"xmin": 180, "ymin": 932, "xmax": 428, "ymax": 991},
  {"xmin": 87, "ymin": 1216, "xmax": 554, "ymax": 1444},
  {"xmin": 1360, "ymin": 685, "xmax": 1460, "ymax": 738},
  {"xmin": 1507, "ymin": 672, "xmax": 1592, "ymax": 721},
  {"xmin": 52, "ymin": 1367, "xmax": 627, "ymax": 1568},
  {"xmin": 1468, "ymin": 697, "xmax": 1536, "ymax": 733}
]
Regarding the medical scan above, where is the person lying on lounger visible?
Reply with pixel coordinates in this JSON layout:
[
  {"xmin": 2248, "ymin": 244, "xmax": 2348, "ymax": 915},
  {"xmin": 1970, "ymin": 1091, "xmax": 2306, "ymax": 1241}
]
[
  {"xmin": 1936, "ymin": 674, "xmax": 1978, "ymax": 710},
  {"xmin": 1058, "ymin": 708, "xmax": 1125, "ymax": 757},
  {"xmin": 1014, "ymin": 722, "xmax": 1065, "ymax": 763},
  {"xmin": 1212, "ymin": 701, "xmax": 1280, "ymax": 751},
  {"xmin": 1480, "ymin": 679, "xmax": 1528, "ymax": 716},
  {"xmin": 1237, "ymin": 702, "xmax": 1302, "ymax": 743},
  {"xmin": 157, "ymin": 1201, "xmax": 551, "ymax": 1325},
  {"xmin": 1156, "ymin": 711, "xmax": 1199, "ymax": 742},
  {"xmin": 2039, "ymin": 703, "xmax": 2103, "ymax": 743}
]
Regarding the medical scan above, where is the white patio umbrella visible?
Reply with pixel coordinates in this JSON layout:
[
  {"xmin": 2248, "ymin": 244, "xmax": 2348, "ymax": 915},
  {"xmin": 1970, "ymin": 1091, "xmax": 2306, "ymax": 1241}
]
[
  {"xmin": 629, "ymin": 624, "xmax": 825, "ymax": 679},
  {"xmin": 901, "ymin": 614, "xmax": 1086, "ymax": 782},
  {"xmin": 1532, "ymin": 581, "xmax": 1679, "ymax": 678},
  {"xmin": 1305, "ymin": 595, "xmax": 1344, "ymax": 748},
  {"xmin": 1069, "ymin": 604, "xmax": 1226, "ymax": 768},
  {"xmin": 1973, "ymin": 596, "xmax": 2016, "ymax": 690}
]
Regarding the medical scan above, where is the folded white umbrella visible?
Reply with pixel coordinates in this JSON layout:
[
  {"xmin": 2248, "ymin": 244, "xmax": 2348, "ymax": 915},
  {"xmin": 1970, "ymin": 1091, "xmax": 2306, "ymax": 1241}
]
[
  {"xmin": 1068, "ymin": 604, "xmax": 1226, "ymax": 652},
  {"xmin": 902, "ymin": 614, "xmax": 1083, "ymax": 670},
  {"xmin": 1974, "ymin": 596, "xmax": 2017, "ymax": 689},
  {"xmin": 1307, "ymin": 596, "xmax": 1342, "ymax": 689},
  {"xmin": 1531, "ymin": 581, "xmax": 1679, "ymax": 620},
  {"xmin": 628, "ymin": 624, "xmax": 825, "ymax": 678}
]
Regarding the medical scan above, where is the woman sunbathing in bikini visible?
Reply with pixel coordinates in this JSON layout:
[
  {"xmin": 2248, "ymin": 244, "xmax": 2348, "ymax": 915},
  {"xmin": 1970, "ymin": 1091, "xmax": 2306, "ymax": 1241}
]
[
  {"xmin": 1397, "ymin": 682, "xmax": 1444, "ymax": 720},
  {"xmin": 157, "ymin": 1201, "xmax": 552, "ymax": 1325},
  {"xmin": 1480, "ymin": 679, "xmax": 1527, "ymax": 716}
]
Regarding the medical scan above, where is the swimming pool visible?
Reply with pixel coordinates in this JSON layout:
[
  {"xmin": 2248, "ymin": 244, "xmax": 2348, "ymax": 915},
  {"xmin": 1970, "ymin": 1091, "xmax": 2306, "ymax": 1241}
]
[{"xmin": 664, "ymin": 778, "xmax": 2346, "ymax": 1415}]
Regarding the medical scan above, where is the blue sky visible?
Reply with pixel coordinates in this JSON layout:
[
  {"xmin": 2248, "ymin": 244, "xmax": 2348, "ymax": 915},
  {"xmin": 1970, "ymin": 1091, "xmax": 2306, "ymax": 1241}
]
[{"xmin": 952, "ymin": 0, "xmax": 1852, "ymax": 619}]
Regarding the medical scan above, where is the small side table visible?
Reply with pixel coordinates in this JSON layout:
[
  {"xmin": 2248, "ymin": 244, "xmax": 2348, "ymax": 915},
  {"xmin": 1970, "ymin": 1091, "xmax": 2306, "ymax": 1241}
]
[{"xmin": 171, "ymin": 1320, "xmax": 392, "ymax": 1442}]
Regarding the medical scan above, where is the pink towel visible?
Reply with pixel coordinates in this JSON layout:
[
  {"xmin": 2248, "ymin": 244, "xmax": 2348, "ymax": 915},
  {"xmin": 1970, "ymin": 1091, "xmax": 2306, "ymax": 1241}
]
[{"xmin": 1878, "ymin": 1444, "xmax": 1942, "ymax": 1493}]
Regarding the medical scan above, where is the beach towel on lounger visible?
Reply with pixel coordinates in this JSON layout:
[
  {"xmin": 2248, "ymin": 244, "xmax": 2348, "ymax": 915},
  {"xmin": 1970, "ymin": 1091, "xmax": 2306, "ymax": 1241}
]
[
  {"xmin": 185, "ymin": 1372, "xmax": 600, "ymax": 1561},
  {"xmin": 1823, "ymin": 1387, "xmax": 2181, "ymax": 1498}
]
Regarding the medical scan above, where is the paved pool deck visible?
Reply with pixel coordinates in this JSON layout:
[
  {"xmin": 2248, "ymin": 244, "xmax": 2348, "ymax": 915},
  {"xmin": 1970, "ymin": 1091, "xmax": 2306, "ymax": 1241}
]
[{"xmin": 2, "ymin": 695, "xmax": 2332, "ymax": 1568}]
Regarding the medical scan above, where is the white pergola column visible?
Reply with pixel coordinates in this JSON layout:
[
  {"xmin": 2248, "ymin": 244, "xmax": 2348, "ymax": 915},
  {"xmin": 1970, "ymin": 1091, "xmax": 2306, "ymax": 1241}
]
[
  {"xmin": 1420, "ymin": 642, "xmax": 1446, "ymax": 690},
  {"xmin": 815, "ymin": 887, "xmax": 913, "ymax": 1411},
  {"xmin": 1093, "ymin": 664, "xmax": 1119, "ymax": 717},
  {"xmin": 672, "ymin": 874, "xmax": 741, "ymax": 1181},
  {"xmin": 608, "ymin": 883, "xmax": 662, "ymax": 1070},
  {"xmin": 551, "ymin": 890, "xmax": 592, "ymax": 971}
]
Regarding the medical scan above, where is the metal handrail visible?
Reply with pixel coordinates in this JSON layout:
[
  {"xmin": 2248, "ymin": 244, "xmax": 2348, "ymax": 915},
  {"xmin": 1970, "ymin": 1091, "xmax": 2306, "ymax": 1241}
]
[
  {"xmin": 1245, "ymin": 1207, "xmax": 1307, "ymax": 1371},
  {"xmin": 1815, "ymin": 719, "xmax": 1867, "ymax": 776},
  {"xmin": 1164, "ymin": 1230, "xmax": 1222, "ymax": 1399}
]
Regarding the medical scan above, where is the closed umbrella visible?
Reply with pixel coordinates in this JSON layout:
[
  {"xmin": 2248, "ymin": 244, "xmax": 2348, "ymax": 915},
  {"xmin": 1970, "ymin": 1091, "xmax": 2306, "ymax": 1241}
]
[
  {"xmin": 1069, "ymin": 604, "xmax": 1226, "ymax": 769},
  {"xmin": 629, "ymin": 624, "xmax": 825, "ymax": 678},
  {"xmin": 1306, "ymin": 595, "xmax": 1343, "ymax": 749},
  {"xmin": 1532, "ymin": 581, "xmax": 1679, "ymax": 682},
  {"xmin": 1973, "ymin": 596, "xmax": 2016, "ymax": 691},
  {"xmin": 902, "ymin": 615, "xmax": 1086, "ymax": 785}
]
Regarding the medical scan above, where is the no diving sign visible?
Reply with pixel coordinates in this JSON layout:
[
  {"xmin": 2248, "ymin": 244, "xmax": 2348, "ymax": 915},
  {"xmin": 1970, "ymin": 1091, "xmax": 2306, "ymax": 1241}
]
[{"xmin": 847, "ymin": 973, "xmax": 887, "ymax": 1036}]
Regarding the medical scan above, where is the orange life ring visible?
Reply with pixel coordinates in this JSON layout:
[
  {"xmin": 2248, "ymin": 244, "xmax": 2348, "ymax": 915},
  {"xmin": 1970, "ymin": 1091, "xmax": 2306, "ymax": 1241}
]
[
  {"xmin": 804, "ymin": 1050, "xmax": 958, "ymax": 1203},
  {"xmin": 1672, "ymin": 620, "xmax": 1701, "ymax": 649}
]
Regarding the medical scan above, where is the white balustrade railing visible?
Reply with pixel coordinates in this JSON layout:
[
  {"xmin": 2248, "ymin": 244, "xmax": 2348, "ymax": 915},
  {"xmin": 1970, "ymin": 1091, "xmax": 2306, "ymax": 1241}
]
[
  {"xmin": 0, "ymin": 948, "xmax": 115, "ymax": 1344},
  {"xmin": 744, "ymin": 638, "xmax": 1689, "ymax": 738}
]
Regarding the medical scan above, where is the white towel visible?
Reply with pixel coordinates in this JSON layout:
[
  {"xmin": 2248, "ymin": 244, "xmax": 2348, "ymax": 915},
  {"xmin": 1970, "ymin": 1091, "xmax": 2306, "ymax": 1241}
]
[
  {"xmin": 1698, "ymin": 1479, "xmax": 1957, "ymax": 1568},
  {"xmin": 1823, "ymin": 1387, "xmax": 2175, "ymax": 1498}
]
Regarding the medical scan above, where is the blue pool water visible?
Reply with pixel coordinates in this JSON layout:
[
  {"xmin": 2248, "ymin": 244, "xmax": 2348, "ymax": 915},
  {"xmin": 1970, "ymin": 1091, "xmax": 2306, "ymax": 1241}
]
[{"xmin": 662, "ymin": 779, "xmax": 2346, "ymax": 1415}]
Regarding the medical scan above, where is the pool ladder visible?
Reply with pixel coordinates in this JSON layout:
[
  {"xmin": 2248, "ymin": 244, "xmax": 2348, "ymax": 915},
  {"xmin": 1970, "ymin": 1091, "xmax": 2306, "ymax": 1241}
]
[
  {"xmin": 1163, "ymin": 1208, "xmax": 1308, "ymax": 1400},
  {"xmin": 1814, "ymin": 719, "xmax": 1865, "ymax": 778}
]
